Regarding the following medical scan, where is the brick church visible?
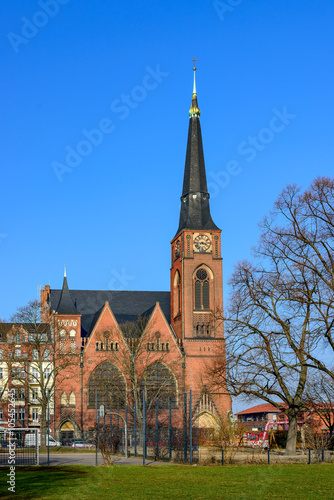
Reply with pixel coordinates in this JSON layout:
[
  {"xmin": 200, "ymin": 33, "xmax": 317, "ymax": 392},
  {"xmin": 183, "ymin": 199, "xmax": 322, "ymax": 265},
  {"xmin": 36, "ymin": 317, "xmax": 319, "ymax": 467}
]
[{"xmin": 1, "ymin": 66, "xmax": 231, "ymax": 442}]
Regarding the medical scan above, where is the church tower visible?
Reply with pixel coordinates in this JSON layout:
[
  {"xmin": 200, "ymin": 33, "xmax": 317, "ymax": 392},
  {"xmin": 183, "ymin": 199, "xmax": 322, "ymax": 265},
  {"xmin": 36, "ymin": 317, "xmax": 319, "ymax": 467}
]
[
  {"xmin": 170, "ymin": 63, "xmax": 231, "ymax": 422},
  {"xmin": 171, "ymin": 62, "xmax": 223, "ymax": 345}
]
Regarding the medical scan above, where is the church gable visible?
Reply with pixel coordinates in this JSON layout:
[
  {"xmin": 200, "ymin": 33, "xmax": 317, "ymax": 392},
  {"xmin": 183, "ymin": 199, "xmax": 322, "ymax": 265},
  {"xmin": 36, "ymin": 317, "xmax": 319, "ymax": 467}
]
[
  {"xmin": 140, "ymin": 304, "xmax": 179, "ymax": 352},
  {"xmin": 193, "ymin": 389, "xmax": 220, "ymax": 420},
  {"xmin": 85, "ymin": 301, "xmax": 128, "ymax": 355},
  {"xmin": 135, "ymin": 303, "xmax": 183, "ymax": 378}
]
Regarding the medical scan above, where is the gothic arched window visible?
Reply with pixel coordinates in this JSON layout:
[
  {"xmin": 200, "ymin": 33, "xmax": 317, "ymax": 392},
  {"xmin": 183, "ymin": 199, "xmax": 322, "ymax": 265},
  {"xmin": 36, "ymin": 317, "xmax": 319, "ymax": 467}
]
[
  {"xmin": 194, "ymin": 268, "xmax": 210, "ymax": 310},
  {"xmin": 88, "ymin": 361, "xmax": 125, "ymax": 409},
  {"xmin": 173, "ymin": 270, "xmax": 181, "ymax": 316},
  {"xmin": 69, "ymin": 392, "xmax": 76, "ymax": 407},
  {"xmin": 61, "ymin": 392, "xmax": 68, "ymax": 406},
  {"xmin": 140, "ymin": 361, "xmax": 177, "ymax": 409}
]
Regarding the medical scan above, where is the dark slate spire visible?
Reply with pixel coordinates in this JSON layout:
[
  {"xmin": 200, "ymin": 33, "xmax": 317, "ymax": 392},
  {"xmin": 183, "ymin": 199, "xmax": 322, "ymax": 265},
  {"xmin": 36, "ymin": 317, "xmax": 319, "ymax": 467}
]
[
  {"xmin": 176, "ymin": 62, "xmax": 220, "ymax": 237},
  {"xmin": 56, "ymin": 267, "xmax": 78, "ymax": 315}
]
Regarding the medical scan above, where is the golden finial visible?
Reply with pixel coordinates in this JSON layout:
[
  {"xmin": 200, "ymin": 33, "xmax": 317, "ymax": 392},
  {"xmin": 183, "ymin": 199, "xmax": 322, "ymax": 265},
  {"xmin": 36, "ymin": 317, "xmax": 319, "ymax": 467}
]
[
  {"xmin": 189, "ymin": 57, "xmax": 200, "ymax": 117},
  {"xmin": 192, "ymin": 57, "xmax": 197, "ymax": 95}
]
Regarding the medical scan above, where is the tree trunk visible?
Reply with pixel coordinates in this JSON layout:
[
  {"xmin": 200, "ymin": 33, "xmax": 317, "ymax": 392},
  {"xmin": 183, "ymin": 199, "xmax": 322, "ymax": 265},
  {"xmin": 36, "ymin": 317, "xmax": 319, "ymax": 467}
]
[
  {"xmin": 285, "ymin": 412, "xmax": 298, "ymax": 455},
  {"xmin": 40, "ymin": 407, "xmax": 47, "ymax": 447}
]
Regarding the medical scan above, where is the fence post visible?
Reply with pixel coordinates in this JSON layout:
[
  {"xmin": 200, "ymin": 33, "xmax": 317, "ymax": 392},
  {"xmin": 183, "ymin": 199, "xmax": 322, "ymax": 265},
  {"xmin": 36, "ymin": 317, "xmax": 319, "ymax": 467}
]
[
  {"xmin": 189, "ymin": 390, "xmax": 193, "ymax": 465},
  {"xmin": 95, "ymin": 389, "xmax": 98, "ymax": 466},
  {"xmin": 267, "ymin": 448, "xmax": 270, "ymax": 465},
  {"xmin": 143, "ymin": 390, "xmax": 146, "ymax": 466},
  {"xmin": 322, "ymin": 449, "xmax": 324, "ymax": 462},
  {"xmin": 222, "ymin": 449, "xmax": 224, "ymax": 466},
  {"xmin": 169, "ymin": 397, "xmax": 172, "ymax": 462},
  {"xmin": 184, "ymin": 393, "xmax": 187, "ymax": 462},
  {"xmin": 155, "ymin": 399, "xmax": 159, "ymax": 460},
  {"xmin": 110, "ymin": 412, "xmax": 112, "ymax": 451},
  {"xmin": 73, "ymin": 410, "xmax": 76, "ymax": 453},
  {"xmin": 125, "ymin": 405, "xmax": 128, "ymax": 456},
  {"xmin": 134, "ymin": 403, "xmax": 137, "ymax": 457},
  {"xmin": 308, "ymin": 449, "xmax": 311, "ymax": 464},
  {"xmin": 47, "ymin": 389, "xmax": 50, "ymax": 466},
  {"xmin": 36, "ymin": 428, "xmax": 39, "ymax": 466}
]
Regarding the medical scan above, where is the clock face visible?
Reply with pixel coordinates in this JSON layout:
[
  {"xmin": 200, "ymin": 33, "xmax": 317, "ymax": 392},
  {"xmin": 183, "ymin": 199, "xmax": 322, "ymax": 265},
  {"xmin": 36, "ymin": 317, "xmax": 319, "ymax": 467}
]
[
  {"xmin": 175, "ymin": 240, "xmax": 181, "ymax": 258},
  {"xmin": 194, "ymin": 234, "xmax": 211, "ymax": 252}
]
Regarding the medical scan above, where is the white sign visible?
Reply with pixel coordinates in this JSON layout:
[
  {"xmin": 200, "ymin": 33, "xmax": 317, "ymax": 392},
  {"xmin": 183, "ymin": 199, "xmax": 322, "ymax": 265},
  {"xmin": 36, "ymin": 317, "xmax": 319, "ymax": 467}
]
[{"xmin": 99, "ymin": 405, "xmax": 105, "ymax": 418}]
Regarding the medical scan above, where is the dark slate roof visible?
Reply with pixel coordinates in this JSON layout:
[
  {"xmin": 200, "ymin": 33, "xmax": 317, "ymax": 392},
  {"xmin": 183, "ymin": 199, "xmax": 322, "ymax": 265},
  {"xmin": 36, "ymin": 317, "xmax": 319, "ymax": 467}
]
[
  {"xmin": 182, "ymin": 116, "xmax": 208, "ymax": 197},
  {"xmin": 176, "ymin": 99, "xmax": 220, "ymax": 236},
  {"xmin": 49, "ymin": 289, "xmax": 171, "ymax": 337},
  {"xmin": 56, "ymin": 276, "xmax": 79, "ymax": 315}
]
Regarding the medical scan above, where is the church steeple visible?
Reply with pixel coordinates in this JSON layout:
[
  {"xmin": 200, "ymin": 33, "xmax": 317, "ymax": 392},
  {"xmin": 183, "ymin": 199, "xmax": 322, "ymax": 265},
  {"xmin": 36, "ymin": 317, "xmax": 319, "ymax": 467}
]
[{"xmin": 176, "ymin": 61, "xmax": 219, "ymax": 236}]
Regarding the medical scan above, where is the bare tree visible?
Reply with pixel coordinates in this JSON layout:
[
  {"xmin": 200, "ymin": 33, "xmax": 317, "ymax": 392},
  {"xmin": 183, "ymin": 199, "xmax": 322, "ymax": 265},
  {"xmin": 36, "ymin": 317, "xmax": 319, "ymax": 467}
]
[
  {"xmin": 8, "ymin": 300, "xmax": 78, "ymax": 446},
  {"xmin": 208, "ymin": 177, "xmax": 334, "ymax": 454},
  {"xmin": 263, "ymin": 177, "xmax": 334, "ymax": 379},
  {"xmin": 223, "ymin": 266, "xmax": 313, "ymax": 453},
  {"xmin": 216, "ymin": 413, "xmax": 245, "ymax": 464},
  {"xmin": 304, "ymin": 372, "xmax": 334, "ymax": 440}
]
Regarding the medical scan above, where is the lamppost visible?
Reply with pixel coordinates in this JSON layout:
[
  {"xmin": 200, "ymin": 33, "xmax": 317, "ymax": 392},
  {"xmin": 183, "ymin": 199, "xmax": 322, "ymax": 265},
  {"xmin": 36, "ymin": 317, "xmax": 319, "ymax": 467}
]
[{"xmin": 80, "ymin": 347, "xmax": 84, "ymax": 438}]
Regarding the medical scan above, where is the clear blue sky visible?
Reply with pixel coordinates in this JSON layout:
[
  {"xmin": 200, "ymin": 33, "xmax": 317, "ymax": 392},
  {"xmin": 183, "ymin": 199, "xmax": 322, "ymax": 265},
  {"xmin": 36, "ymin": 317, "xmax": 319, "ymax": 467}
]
[{"xmin": 1, "ymin": 2, "xmax": 333, "ymax": 342}]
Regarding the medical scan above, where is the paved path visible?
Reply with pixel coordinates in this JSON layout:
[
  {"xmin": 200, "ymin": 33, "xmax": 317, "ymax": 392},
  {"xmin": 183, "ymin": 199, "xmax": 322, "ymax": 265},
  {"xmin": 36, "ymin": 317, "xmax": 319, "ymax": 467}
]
[{"xmin": 39, "ymin": 453, "xmax": 170, "ymax": 466}]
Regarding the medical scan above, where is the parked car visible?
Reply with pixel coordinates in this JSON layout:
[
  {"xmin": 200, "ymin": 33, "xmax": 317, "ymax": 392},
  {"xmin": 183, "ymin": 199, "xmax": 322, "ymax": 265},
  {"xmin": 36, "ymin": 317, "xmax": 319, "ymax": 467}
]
[
  {"xmin": 12, "ymin": 438, "xmax": 24, "ymax": 448},
  {"xmin": 25, "ymin": 432, "xmax": 61, "ymax": 447},
  {"xmin": 70, "ymin": 439, "xmax": 93, "ymax": 448}
]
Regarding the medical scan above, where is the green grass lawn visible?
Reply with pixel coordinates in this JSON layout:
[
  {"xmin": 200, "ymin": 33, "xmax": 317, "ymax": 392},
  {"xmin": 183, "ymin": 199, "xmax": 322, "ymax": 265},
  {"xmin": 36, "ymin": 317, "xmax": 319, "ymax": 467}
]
[{"xmin": 0, "ymin": 463, "xmax": 333, "ymax": 500}]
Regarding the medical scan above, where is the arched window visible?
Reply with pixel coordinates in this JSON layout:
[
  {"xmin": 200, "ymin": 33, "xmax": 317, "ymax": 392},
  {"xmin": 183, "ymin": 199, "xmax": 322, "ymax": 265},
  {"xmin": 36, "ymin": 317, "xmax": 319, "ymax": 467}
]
[
  {"xmin": 140, "ymin": 361, "xmax": 177, "ymax": 409},
  {"xmin": 59, "ymin": 329, "xmax": 66, "ymax": 354},
  {"xmin": 88, "ymin": 361, "xmax": 125, "ymax": 409},
  {"xmin": 177, "ymin": 273, "xmax": 181, "ymax": 313},
  {"xmin": 194, "ymin": 268, "xmax": 210, "ymax": 310},
  {"xmin": 69, "ymin": 392, "xmax": 76, "ymax": 407},
  {"xmin": 69, "ymin": 330, "xmax": 76, "ymax": 354},
  {"xmin": 61, "ymin": 392, "xmax": 68, "ymax": 406},
  {"xmin": 104, "ymin": 332, "xmax": 110, "ymax": 351},
  {"xmin": 195, "ymin": 281, "xmax": 201, "ymax": 309},
  {"xmin": 173, "ymin": 270, "xmax": 181, "ymax": 316}
]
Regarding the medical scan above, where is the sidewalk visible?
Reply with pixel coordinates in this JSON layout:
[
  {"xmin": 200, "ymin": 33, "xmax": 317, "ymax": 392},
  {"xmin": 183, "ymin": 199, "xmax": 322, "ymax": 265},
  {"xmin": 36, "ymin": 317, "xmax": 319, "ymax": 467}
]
[{"xmin": 39, "ymin": 453, "xmax": 171, "ymax": 466}]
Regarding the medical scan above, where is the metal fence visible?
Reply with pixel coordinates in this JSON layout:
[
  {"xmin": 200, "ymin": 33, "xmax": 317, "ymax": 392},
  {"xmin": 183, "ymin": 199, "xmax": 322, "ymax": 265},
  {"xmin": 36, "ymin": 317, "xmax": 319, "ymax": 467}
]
[
  {"xmin": 90, "ymin": 390, "xmax": 334, "ymax": 465},
  {"xmin": 92, "ymin": 391, "xmax": 203, "ymax": 464},
  {"xmin": 0, "ymin": 428, "xmax": 39, "ymax": 466},
  {"xmin": 201, "ymin": 445, "xmax": 334, "ymax": 465}
]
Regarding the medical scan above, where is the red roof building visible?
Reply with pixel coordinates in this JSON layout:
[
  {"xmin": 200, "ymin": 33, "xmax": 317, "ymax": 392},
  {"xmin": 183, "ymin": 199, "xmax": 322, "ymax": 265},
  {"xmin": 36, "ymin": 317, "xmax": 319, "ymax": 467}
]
[{"xmin": 235, "ymin": 403, "xmax": 287, "ymax": 431}]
